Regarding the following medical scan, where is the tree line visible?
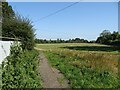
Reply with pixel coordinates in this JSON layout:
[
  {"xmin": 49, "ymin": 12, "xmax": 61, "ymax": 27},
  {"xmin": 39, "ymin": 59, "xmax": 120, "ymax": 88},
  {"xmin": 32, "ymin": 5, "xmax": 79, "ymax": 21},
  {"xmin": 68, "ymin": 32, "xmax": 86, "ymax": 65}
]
[
  {"xmin": 35, "ymin": 38, "xmax": 89, "ymax": 44},
  {"xmin": 35, "ymin": 30, "xmax": 120, "ymax": 47}
]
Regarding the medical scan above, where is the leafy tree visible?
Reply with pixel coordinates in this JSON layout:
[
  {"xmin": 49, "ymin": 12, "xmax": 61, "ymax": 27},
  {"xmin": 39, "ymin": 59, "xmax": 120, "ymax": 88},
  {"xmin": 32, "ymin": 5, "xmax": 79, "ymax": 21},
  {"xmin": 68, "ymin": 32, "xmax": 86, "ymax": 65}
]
[
  {"xmin": 2, "ymin": 2, "xmax": 15, "ymax": 37},
  {"xmin": 96, "ymin": 30, "xmax": 111, "ymax": 44},
  {"xmin": 96, "ymin": 30, "xmax": 120, "ymax": 47},
  {"xmin": 111, "ymin": 31, "xmax": 120, "ymax": 41},
  {"xmin": 110, "ymin": 31, "xmax": 120, "ymax": 47},
  {"xmin": 2, "ymin": 2, "xmax": 15, "ymax": 19},
  {"xmin": 2, "ymin": 2, "xmax": 35, "ymax": 50},
  {"xmin": 100, "ymin": 30, "xmax": 111, "ymax": 37}
]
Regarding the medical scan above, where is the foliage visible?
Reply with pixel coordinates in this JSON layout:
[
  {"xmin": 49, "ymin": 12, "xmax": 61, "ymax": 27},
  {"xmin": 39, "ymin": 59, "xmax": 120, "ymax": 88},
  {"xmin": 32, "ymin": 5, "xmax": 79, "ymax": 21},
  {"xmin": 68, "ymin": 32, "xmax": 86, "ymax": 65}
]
[
  {"xmin": 35, "ymin": 38, "xmax": 88, "ymax": 44},
  {"xmin": 96, "ymin": 30, "xmax": 120, "ymax": 47},
  {"xmin": 2, "ymin": 42, "xmax": 42, "ymax": 89},
  {"xmin": 2, "ymin": 2, "xmax": 35, "ymax": 50},
  {"xmin": 2, "ymin": 2, "xmax": 15, "ymax": 19}
]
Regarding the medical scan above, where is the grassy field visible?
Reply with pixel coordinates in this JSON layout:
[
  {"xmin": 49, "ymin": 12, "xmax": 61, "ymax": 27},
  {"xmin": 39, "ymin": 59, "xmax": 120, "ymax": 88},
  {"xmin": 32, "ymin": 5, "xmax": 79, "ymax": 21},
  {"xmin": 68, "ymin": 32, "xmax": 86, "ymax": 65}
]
[{"xmin": 36, "ymin": 43, "xmax": 120, "ymax": 88}]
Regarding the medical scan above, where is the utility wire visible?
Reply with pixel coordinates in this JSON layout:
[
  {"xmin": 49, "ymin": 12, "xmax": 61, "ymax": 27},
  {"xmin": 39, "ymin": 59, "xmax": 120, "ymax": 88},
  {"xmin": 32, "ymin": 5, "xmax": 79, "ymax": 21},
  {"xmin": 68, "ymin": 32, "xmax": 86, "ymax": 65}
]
[{"xmin": 34, "ymin": 1, "xmax": 80, "ymax": 22}]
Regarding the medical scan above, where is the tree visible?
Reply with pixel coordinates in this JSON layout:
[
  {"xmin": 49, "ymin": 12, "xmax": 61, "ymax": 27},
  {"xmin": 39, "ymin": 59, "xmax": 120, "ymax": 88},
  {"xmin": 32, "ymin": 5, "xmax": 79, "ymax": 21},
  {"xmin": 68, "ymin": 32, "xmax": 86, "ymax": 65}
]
[
  {"xmin": 111, "ymin": 31, "xmax": 120, "ymax": 41},
  {"xmin": 110, "ymin": 31, "xmax": 120, "ymax": 47},
  {"xmin": 2, "ymin": 2, "xmax": 15, "ymax": 37},
  {"xmin": 2, "ymin": 2, "xmax": 35, "ymax": 50},
  {"xmin": 100, "ymin": 30, "xmax": 111, "ymax": 37},
  {"xmin": 2, "ymin": 2, "xmax": 15, "ymax": 19},
  {"xmin": 96, "ymin": 30, "xmax": 112, "ymax": 44},
  {"xmin": 96, "ymin": 30, "xmax": 120, "ymax": 47}
]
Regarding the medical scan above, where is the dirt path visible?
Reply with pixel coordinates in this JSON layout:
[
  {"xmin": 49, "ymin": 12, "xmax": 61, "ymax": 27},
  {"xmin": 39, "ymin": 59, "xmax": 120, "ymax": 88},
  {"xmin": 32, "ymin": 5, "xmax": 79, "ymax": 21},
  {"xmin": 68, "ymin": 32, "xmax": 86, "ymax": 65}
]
[{"xmin": 38, "ymin": 52, "xmax": 69, "ymax": 88}]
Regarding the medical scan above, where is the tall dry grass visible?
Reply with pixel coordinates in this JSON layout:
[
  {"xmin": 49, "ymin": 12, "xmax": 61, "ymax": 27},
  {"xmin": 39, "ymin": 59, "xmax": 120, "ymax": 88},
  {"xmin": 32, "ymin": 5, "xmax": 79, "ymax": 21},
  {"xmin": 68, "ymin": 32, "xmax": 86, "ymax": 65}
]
[{"xmin": 36, "ymin": 43, "xmax": 119, "ymax": 75}]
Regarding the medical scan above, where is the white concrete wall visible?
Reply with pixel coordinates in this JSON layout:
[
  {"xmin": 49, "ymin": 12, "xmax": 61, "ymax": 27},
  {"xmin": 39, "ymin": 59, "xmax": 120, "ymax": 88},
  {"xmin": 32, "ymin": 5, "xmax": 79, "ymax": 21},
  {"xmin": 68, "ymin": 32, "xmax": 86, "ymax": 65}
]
[{"xmin": 0, "ymin": 41, "xmax": 14, "ymax": 64}]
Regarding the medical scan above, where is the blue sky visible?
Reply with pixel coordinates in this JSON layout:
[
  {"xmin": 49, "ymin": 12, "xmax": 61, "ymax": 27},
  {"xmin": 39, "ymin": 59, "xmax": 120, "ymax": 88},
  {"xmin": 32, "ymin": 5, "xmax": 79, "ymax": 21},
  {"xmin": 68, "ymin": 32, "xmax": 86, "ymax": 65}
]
[{"xmin": 9, "ymin": 2, "xmax": 118, "ymax": 40}]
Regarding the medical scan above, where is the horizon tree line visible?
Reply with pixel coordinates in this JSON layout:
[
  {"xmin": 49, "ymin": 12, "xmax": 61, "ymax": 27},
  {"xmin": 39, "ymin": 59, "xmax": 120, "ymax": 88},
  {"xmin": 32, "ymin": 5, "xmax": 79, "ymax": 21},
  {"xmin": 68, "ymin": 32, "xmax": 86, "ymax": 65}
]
[{"xmin": 35, "ymin": 30, "xmax": 120, "ymax": 47}]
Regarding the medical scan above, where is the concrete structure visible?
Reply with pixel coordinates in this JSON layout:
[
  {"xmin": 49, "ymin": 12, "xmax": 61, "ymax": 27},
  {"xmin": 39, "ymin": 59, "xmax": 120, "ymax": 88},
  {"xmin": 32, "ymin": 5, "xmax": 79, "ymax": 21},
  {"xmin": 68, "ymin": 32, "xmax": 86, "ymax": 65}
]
[{"xmin": 0, "ymin": 41, "xmax": 14, "ymax": 64}]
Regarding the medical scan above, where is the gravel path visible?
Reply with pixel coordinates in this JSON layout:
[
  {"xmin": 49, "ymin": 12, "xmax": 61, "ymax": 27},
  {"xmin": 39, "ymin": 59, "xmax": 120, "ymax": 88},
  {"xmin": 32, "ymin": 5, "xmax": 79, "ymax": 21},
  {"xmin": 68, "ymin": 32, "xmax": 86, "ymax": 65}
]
[{"xmin": 38, "ymin": 52, "xmax": 69, "ymax": 88}]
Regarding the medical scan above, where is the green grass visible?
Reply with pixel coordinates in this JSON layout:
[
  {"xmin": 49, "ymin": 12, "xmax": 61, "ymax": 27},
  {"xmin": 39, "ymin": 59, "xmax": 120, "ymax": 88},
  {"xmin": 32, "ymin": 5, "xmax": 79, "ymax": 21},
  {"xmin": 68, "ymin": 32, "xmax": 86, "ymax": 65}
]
[
  {"xmin": 36, "ymin": 43, "xmax": 119, "ymax": 88},
  {"xmin": 45, "ymin": 51, "xmax": 118, "ymax": 88}
]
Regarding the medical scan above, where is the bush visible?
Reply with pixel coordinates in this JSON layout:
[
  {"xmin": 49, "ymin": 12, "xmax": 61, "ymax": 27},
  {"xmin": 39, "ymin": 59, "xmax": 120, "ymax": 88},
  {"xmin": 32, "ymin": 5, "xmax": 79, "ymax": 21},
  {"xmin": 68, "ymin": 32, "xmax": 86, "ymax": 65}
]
[
  {"xmin": 2, "ymin": 42, "xmax": 42, "ymax": 89},
  {"xmin": 2, "ymin": 16, "xmax": 35, "ymax": 50},
  {"xmin": 2, "ymin": 2, "xmax": 35, "ymax": 50}
]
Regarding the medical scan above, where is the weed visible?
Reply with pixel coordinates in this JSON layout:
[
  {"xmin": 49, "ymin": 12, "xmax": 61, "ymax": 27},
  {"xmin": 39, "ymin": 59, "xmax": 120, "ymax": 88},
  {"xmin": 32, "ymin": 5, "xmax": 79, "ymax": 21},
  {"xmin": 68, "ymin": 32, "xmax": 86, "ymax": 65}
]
[
  {"xmin": 37, "ymin": 43, "xmax": 119, "ymax": 88},
  {"xmin": 2, "ymin": 43, "xmax": 42, "ymax": 89}
]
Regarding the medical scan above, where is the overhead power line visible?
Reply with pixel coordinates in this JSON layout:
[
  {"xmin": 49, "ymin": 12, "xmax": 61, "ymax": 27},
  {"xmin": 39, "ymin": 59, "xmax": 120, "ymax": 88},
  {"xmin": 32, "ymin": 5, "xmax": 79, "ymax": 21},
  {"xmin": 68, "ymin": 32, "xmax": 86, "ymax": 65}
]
[{"xmin": 35, "ymin": 1, "xmax": 80, "ymax": 22}]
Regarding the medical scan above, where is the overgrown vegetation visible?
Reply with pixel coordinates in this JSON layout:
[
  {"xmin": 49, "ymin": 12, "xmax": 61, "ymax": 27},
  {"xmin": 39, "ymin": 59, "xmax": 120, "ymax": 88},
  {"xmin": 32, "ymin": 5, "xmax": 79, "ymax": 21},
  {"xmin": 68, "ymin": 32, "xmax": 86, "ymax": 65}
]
[
  {"xmin": 45, "ymin": 52, "xmax": 118, "ymax": 88},
  {"xmin": 36, "ymin": 43, "xmax": 119, "ymax": 88},
  {"xmin": 2, "ymin": 42, "xmax": 42, "ymax": 89},
  {"xmin": 2, "ymin": 2, "xmax": 35, "ymax": 50},
  {"xmin": 1, "ymin": 2, "xmax": 42, "ymax": 89}
]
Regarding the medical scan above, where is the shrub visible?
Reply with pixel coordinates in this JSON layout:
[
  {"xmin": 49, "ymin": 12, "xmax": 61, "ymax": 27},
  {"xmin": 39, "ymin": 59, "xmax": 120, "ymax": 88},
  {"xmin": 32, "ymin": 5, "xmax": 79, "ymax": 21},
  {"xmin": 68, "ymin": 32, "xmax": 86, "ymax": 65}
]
[
  {"xmin": 2, "ymin": 15, "xmax": 35, "ymax": 50},
  {"xmin": 2, "ymin": 42, "xmax": 42, "ymax": 89},
  {"xmin": 2, "ymin": 2, "xmax": 35, "ymax": 50}
]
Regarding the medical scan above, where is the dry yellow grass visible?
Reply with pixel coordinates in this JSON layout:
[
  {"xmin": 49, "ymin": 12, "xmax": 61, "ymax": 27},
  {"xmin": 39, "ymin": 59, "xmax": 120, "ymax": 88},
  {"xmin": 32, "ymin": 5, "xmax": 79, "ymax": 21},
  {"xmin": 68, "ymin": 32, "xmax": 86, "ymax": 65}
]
[{"xmin": 36, "ymin": 43, "xmax": 119, "ymax": 74}]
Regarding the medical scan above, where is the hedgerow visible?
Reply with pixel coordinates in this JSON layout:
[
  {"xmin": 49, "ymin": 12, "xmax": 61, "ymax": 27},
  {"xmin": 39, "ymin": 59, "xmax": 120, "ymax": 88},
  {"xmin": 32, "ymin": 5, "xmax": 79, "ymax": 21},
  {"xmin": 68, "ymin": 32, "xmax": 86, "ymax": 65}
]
[{"xmin": 2, "ymin": 42, "xmax": 42, "ymax": 89}]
